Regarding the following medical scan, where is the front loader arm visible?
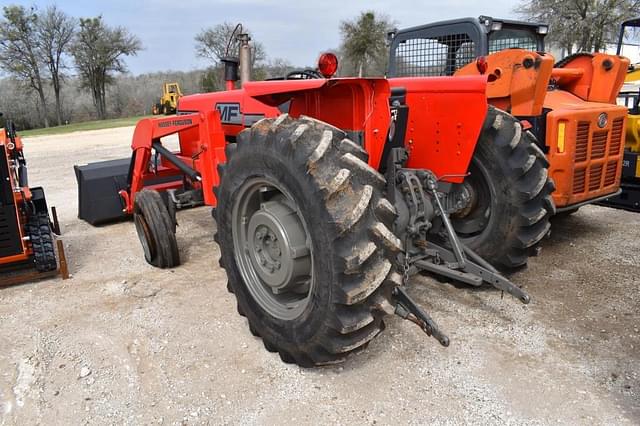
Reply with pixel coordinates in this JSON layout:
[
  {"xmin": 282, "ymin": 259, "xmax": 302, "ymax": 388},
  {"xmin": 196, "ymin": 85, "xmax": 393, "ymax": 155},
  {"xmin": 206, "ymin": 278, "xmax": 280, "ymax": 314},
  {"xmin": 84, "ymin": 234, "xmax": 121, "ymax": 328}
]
[{"xmin": 120, "ymin": 111, "xmax": 227, "ymax": 214}]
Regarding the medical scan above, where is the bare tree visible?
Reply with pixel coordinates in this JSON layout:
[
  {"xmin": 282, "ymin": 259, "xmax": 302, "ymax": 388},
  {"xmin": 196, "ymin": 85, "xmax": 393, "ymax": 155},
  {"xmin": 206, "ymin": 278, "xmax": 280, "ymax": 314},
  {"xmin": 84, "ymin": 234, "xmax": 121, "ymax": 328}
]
[
  {"xmin": 516, "ymin": 0, "xmax": 640, "ymax": 54},
  {"xmin": 340, "ymin": 11, "xmax": 395, "ymax": 77},
  {"xmin": 37, "ymin": 5, "xmax": 75, "ymax": 126},
  {"xmin": 195, "ymin": 22, "xmax": 266, "ymax": 66},
  {"xmin": 0, "ymin": 5, "xmax": 49, "ymax": 127},
  {"xmin": 71, "ymin": 16, "xmax": 141, "ymax": 119}
]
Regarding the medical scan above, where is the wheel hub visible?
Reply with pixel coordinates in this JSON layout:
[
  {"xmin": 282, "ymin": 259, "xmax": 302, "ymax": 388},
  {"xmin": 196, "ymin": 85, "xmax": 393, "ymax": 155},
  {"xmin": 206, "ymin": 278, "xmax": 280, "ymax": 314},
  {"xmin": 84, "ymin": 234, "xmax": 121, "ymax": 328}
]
[
  {"xmin": 247, "ymin": 201, "xmax": 310, "ymax": 294},
  {"xmin": 232, "ymin": 180, "xmax": 314, "ymax": 321},
  {"xmin": 451, "ymin": 180, "xmax": 477, "ymax": 219}
]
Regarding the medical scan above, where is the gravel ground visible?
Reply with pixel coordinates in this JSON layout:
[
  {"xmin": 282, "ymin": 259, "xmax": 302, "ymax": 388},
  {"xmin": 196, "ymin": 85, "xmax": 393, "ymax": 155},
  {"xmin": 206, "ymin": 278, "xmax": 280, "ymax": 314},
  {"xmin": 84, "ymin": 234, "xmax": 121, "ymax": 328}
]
[{"xmin": 0, "ymin": 126, "xmax": 638, "ymax": 425}]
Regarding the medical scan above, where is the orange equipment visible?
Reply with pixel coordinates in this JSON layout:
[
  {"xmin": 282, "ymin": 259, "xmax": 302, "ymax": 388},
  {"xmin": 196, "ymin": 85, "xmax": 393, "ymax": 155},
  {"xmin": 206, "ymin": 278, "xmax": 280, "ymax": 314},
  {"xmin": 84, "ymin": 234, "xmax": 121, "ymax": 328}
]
[
  {"xmin": 0, "ymin": 116, "xmax": 65, "ymax": 283},
  {"xmin": 388, "ymin": 16, "xmax": 630, "ymax": 212}
]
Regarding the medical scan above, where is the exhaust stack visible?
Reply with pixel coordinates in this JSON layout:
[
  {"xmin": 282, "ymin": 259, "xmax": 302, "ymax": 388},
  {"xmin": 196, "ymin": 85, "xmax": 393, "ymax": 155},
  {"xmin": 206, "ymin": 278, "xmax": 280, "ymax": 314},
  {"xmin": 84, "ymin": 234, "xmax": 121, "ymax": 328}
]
[{"xmin": 238, "ymin": 33, "xmax": 252, "ymax": 86}]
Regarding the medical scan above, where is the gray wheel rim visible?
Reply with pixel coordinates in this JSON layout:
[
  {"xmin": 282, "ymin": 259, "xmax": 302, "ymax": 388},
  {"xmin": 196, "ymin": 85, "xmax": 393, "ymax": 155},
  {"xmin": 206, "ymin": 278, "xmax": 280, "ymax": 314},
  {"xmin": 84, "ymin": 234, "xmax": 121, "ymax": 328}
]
[{"xmin": 232, "ymin": 177, "xmax": 314, "ymax": 320}]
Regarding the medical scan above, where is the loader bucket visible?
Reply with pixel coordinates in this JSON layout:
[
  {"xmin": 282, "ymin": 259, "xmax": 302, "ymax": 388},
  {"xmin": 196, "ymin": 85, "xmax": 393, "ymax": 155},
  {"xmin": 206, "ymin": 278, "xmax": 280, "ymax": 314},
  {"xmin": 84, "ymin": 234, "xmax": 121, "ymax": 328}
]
[
  {"xmin": 74, "ymin": 159, "xmax": 130, "ymax": 225},
  {"xmin": 75, "ymin": 158, "xmax": 186, "ymax": 225}
]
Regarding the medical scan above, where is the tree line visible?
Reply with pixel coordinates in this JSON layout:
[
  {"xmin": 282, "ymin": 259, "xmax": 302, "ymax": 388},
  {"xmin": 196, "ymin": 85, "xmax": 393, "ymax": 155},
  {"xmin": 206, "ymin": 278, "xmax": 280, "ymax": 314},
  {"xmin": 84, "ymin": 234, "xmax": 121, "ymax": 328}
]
[
  {"xmin": 0, "ymin": 5, "xmax": 141, "ymax": 127},
  {"xmin": 1, "ymin": 2, "xmax": 637, "ymax": 131}
]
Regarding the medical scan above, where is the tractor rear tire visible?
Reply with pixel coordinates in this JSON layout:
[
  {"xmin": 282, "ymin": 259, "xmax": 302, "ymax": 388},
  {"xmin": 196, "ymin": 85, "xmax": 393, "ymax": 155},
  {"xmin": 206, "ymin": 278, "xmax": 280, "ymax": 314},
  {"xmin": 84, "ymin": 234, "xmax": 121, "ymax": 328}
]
[
  {"xmin": 451, "ymin": 106, "xmax": 555, "ymax": 270},
  {"xmin": 27, "ymin": 211, "xmax": 57, "ymax": 272},
  {"xmin": 214, "ymin": 114, "xmax": 400, "ymax": 367},
  {"xmin": 133, "ymin": 189, "xmax": 180, "ymax": 268}
]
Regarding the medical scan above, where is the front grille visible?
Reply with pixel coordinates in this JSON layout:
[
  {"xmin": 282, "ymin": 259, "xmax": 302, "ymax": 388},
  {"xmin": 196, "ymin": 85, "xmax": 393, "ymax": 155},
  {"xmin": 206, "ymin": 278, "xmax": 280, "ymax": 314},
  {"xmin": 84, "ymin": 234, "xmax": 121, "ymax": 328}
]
[
  {"xmin": 588, "ymin": 164, "xmax": 603, "ymax": 191},
  {"xmin": 609, "ymin": 118, "xmax": 624, "ymax": 155},
  {"xmin": 571, "ymin": 115, "xmax": 624, "ymax": 197},
  {"xmin": 573, "ymin": 168, "xmax": 586, "ymax": 194},
  {"xmin": 604, "ymin": 161, "xmax": 618, "ymax": 186},
  {"xmin": 591, "ymin": 131, "xmax": 607, "ymax": 159},
  {"xmin": 575, "ymin": 121, "xmax": 589, "ymax": 162}
]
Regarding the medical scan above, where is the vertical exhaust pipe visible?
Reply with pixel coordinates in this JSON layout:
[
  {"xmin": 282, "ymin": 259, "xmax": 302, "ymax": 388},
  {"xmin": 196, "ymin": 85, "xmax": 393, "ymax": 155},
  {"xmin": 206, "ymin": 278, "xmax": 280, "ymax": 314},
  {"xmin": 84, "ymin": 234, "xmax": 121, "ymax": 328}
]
[{"xmin": 237, "ymin": 33, "xmax": 252, "ymax": 86}]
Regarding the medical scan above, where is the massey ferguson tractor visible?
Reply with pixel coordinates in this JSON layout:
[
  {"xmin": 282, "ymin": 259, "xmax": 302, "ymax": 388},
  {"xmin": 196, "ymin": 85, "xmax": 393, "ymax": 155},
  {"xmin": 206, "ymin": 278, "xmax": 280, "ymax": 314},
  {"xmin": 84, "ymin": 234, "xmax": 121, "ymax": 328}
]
[
  {"xmin": 1, "ymin": 115, "xmax": 59, "ymax": 282},
  {"xmin": 76, "ymin": 38, "xmax": 553, "ymax": 366},
  {"xmin": 387, "ymin": 16, "xmax": 630, "ymax": 219}
]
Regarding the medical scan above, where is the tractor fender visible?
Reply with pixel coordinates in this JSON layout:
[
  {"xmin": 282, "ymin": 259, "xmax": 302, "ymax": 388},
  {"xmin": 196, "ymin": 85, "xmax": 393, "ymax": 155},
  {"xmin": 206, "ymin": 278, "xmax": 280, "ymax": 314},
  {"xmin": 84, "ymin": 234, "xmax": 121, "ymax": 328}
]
[{"xmin": 389, "ymin": 76, "xmax": 488, "ymax": 183}]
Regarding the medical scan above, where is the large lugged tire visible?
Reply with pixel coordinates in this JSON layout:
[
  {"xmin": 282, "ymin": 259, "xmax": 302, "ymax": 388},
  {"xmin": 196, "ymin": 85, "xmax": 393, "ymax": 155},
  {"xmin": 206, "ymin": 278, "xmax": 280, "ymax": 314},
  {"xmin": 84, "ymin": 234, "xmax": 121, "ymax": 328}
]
[
  {"xmin": 133, "ymin": 190, "xmax": 180, "ymax": 268},
  {"xmin": 214, "ymin": 114, "xmax": 401, "ymax": 367},
  {"xmin": 451, "ymin": 106, "xmax": 556, "ymax": 270},
  {"xmin": 27, "ymin": 211, "xmax": 57, "ymax": 272}
]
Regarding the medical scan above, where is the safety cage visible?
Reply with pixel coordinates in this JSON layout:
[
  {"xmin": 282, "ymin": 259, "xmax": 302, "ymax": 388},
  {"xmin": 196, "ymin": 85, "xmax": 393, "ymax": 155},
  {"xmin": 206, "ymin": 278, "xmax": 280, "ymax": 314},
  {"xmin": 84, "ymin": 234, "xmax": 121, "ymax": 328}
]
[{"xmin": 388, "ymin": 16, "xmax": 547, "ymax": 78}]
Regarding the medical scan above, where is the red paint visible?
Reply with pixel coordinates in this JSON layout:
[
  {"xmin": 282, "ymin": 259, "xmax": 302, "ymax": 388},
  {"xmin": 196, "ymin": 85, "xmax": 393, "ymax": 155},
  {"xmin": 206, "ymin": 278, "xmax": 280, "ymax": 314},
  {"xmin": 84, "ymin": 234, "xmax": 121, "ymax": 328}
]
[{"xmin": 124, "ymin": 75, "xmax": 489, "ymax": 207}]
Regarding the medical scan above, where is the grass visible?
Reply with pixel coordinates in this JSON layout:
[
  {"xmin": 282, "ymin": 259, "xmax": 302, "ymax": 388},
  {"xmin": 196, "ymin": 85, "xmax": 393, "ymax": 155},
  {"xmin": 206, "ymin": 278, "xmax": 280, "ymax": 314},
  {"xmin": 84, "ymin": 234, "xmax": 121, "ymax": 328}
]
[{"xmin": 19, "ymin": 115, "xmax": 152, "ymax": 137}]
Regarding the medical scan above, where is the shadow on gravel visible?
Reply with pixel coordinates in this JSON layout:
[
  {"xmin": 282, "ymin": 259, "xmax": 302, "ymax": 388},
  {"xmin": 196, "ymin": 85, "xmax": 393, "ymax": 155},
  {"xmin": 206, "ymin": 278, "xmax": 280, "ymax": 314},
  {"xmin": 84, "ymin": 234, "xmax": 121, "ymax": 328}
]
[{"xmin": 545, "ymin": 212, "xmax": 609, "ymax": 248}]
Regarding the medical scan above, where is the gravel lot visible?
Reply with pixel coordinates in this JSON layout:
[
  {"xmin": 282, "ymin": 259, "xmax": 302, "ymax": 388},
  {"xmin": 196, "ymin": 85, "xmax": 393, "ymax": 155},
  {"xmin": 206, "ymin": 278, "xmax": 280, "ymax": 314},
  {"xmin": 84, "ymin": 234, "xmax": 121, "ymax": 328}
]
[{"xmin": 0, "ymin": 126, "xmax": 638, "ymax": 425}]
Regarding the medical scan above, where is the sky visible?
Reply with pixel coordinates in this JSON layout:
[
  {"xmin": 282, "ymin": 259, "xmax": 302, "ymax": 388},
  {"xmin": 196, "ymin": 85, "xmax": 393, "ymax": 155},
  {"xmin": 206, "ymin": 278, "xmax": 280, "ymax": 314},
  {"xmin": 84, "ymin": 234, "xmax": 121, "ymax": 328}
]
[{"xmin": 4, "ymin": 0, "xmax": 521, "ymax": 75}]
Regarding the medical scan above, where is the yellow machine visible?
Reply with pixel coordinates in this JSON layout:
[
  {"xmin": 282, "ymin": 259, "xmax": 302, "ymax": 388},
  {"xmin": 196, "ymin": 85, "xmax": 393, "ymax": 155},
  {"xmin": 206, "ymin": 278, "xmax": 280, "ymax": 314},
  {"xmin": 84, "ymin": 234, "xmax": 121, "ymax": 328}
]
[
  {"xmin": 602, "ymin": 18, "xmax": 640, "ymax": 210},
  {"xmin": 152, "ymin": 83, "xmax": 183, "ymax": 115}
]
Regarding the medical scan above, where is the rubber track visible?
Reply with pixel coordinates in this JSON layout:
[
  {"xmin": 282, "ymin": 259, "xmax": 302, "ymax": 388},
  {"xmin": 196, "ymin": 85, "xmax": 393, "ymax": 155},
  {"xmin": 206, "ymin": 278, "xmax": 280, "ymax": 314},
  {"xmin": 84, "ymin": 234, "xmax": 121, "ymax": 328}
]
[{"xmin": 26, "ymin": 211, "xmax": 57, "ymax": 272}]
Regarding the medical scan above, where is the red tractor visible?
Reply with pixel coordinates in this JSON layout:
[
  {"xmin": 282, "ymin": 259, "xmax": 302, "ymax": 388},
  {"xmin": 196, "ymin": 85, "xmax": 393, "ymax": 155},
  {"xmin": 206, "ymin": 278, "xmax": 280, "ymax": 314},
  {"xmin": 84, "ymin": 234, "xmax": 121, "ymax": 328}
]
[{"xmin": 77, "ymin": 44, "xmax": 553, "ymax": 366}]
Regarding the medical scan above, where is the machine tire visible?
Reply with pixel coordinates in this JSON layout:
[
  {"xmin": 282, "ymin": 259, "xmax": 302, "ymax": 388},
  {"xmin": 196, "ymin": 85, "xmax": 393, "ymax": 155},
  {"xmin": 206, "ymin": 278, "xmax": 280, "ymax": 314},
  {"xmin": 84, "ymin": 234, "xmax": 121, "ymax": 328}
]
[
  {"xmin": 451, "ymin": 106, "xmax": 556, "ymax": 270},
  {"xmin": 133, "ymin": 189, "xmax": 180, "ymax": 268},
  {"xmin": 27, "ymin": 211, "xmax": 57, "ymax": 272},
  {"xmin": 214, "ymin": 114, "xmax": 400, "ymax": 367}
]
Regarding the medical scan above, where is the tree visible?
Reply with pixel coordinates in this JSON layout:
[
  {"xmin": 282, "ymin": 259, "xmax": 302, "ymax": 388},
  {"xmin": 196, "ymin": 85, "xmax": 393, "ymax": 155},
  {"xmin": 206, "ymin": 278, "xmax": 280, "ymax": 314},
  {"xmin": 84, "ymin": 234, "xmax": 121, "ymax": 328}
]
[
  {"xmin": 194, "ymin": 23, "xmax": 268, "ymax": 89},
  {"xmin": 71, "ymin": 17, "xmax": 141, "ymax": 119},
  {"xmin": 516, "ymin": 0, "xmax": 640, "ymax": 54},
  {"xmin": 195, "ymin": 22, "xmax": 266, "ymax": 67},
  {"xmin": 340, "ymin": 11, "xmax": 394, "ymax": 77},
  {"xmin": 0, "ymin": 5, "xmax": 50, "ymax": 127},
  {"xmin": 37, "ymin": 6, "xmax": 75, "ymax": 126}
]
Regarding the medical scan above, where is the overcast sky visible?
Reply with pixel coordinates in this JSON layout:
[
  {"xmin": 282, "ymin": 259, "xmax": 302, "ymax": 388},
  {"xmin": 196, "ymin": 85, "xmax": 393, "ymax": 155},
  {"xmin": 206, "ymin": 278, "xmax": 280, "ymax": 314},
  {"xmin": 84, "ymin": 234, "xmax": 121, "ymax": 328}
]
[{"xmin": 7, "ymin": 0, "xmax": 520, "ymax": 74}]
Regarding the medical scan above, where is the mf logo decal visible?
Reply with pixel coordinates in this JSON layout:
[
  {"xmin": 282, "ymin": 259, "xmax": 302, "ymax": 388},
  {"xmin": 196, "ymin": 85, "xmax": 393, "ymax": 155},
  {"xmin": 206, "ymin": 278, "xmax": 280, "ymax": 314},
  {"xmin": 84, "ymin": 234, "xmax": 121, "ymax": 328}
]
[{"xmin": 216, "ymin": 103, "xmax": 242, "ymax": 125}]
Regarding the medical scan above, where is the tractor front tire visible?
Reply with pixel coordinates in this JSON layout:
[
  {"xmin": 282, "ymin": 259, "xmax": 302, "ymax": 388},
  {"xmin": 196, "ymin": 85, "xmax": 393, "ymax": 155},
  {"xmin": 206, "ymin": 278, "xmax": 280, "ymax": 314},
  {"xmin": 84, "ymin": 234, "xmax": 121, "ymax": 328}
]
[
  {"xmin": 133, "ymin": 189, "xmax": 180, "ymax": 268},
  {"xmin": 214, "ymin": 114, "xmax": 400, "ymax": 367},
  {"xmin": 451, "ymin": 106, "xmax": 555, "ymax": 270},
  {"xmin": 27, "ymin": 211, "xmax": 57, "ymax": 272}
]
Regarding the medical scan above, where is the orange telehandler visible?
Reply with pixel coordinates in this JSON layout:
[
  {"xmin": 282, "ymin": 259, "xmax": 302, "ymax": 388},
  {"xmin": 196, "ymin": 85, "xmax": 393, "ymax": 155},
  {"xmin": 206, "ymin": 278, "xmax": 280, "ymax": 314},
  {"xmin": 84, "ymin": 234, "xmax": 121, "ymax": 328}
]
[{"xmin": 387, "ymin": 16, "xmax": 629, "ymax": 216}]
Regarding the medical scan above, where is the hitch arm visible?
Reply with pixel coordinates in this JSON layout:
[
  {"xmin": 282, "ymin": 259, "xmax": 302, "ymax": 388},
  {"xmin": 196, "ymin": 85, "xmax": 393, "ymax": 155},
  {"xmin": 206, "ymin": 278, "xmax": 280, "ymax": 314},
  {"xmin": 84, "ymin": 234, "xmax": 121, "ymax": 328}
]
[
  {"xmin": 392, "ymin": 286, "xmax": 450, "ymax": 347},
  {"xmin": 423, "ymin": 241, "xmax": 531, "ymax": 305}
]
